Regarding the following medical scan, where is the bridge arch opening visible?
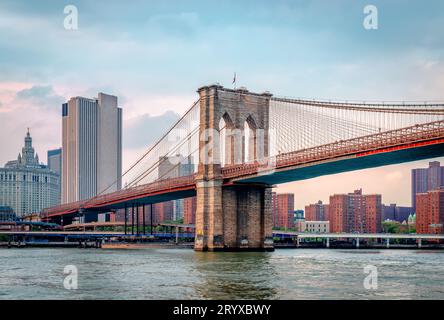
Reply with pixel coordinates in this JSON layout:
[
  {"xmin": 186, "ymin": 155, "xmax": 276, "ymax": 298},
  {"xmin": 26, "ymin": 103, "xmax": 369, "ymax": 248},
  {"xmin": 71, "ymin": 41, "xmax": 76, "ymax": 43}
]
[
  {"xmin": 244, "ymin": 115, "xmax": 257, "ymax": 162},
  {"xmin": 219, "ymin": 113, "xmax": 236, "ymax": 166}
]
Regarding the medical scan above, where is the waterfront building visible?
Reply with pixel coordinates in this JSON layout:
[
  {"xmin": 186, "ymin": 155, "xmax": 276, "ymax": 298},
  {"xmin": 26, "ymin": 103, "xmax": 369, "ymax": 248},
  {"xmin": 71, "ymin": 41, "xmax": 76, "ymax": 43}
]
[
  {"xmin": 273, "ymin": 193, "xmax": 295, "ymax": 230},
  {"xmin": 305, "ymin": 200, "xmax": 329, "ymax": 221},
  {"xmin": 329, "ymin": 189, "xmax": 382, "ymax": 233},
  {"xmin": 412, "ymin": 161, "xmax": 444, "ymax": 212},
  {"xmin": 300, "ymin": 221, "xmax": 330, "ymax": 233},
  {"xmin": 0, "ymin": 130, "xmax": 60, "ymax": 216},
  {"xmin": 416, "ymin": 187, "xmax": 444, "ymax": 234},
  {"xmin": 62, "ymin": 93, "xmax": 122, "ymax": 203},
  {"xmin": 329, "ymin": 194, "xmax": 348, "ymax": 233}
]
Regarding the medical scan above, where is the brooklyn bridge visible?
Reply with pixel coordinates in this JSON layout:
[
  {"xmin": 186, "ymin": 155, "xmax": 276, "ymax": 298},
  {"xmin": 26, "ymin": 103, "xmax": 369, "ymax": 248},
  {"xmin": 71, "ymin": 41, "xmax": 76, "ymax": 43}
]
[{"xmin": 41, "ymin": 84, "xmax": 444, "ymax": 251}]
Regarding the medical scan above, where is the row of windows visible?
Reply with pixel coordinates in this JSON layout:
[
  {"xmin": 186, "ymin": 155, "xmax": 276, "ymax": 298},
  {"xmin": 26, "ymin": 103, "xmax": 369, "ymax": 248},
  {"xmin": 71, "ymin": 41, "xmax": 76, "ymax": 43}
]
[{"xmin": 0, "ymin": 174, "xmax": 57, "ymax": 183}]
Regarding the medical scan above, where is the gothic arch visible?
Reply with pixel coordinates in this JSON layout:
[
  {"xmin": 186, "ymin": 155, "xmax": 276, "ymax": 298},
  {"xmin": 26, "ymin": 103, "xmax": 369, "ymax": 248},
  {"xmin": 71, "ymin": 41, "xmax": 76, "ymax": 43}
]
[{"xmin": 244, "ymin": 115, "xmax": 257, "ymax": 162}]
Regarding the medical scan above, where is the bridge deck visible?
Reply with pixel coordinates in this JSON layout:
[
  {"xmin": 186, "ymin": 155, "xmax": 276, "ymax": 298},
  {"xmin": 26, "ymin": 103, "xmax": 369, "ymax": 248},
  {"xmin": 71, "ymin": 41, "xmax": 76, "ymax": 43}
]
[{"xmin": 42, "ymin": 120, "xmax": 444, "ymax": 218}]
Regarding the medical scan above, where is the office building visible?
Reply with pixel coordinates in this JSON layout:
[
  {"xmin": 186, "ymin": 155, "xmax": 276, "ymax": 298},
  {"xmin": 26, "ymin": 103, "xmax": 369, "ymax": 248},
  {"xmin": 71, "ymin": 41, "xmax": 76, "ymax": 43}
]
[
  {"xmin": 62, "ymin": 93, "xmax": 122, "ymax": 203},
  {"xmin": 47, "ymin": 148, "xmax": 62, "ymax": 203},
  {"xmin": 0, "ymin": 130, "xmax": 60, "ymax": 216},
  {"xmin": 412, "ymin": 161, "xmax": 444, "ymax": 212},
  {"xmin": 47, "ymin": 148, "xmax": 62, "ymax": 175}
]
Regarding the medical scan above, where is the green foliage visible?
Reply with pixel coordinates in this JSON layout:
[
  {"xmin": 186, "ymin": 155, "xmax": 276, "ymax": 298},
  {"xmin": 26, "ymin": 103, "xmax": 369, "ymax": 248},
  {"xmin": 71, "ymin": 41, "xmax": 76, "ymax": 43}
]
[{"xmin": 382, "ymin": 221, "xmax": 415, "ymax": 234}]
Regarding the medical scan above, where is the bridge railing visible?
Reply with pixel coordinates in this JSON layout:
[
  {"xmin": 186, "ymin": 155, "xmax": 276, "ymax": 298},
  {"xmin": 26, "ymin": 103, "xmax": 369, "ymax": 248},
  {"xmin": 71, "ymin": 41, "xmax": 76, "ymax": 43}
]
[
  {"xmin": 222, "ymin": 120, "xmax": 444, "ymax": 179},
  {"xmin": 272, "ymin": 97, "xmax": 444, "ymax": 113},
  {"xmin": 41, "ymin": 174, "xmax": 196, "ymax": 217}
]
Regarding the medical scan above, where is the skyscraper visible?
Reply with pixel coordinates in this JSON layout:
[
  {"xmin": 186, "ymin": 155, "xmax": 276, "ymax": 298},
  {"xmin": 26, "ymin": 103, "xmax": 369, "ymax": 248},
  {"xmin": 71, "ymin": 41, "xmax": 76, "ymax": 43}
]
[
  {"xmin": 412, "ymin": 161, "xmax": 444, "ymax": 212},
  {"xmin": 48, "ymin": 148, "xmax": 62, "ymax": 203},
  {"xmin": 62, "ymin": 93, "xmax": 122, "ymax": 203},
  {"xmin": 47, "ymin": 148, "xmax": 62, "ymax": 175}
]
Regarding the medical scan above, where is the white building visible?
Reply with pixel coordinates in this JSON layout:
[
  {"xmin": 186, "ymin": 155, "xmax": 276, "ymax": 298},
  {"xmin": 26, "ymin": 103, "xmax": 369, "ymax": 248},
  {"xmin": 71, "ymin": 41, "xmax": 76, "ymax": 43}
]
[
  {"xmin": 62, "ymin": 93, "xmax": 122, "ymax": 203},
  {"xmin": 301, "ymin": 221, "xmax": 330, "ymax": 233},
  {"xmin": 0, "ymin": 130, "xmax": 60, "ymax": 216}
]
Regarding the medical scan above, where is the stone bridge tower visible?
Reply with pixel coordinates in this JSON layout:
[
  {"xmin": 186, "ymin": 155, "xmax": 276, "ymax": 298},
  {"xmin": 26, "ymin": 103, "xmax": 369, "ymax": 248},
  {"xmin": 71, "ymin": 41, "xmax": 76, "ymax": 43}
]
[{"xmin": 194, "ymin": 84, "xmax": 274, "ymax": 251}]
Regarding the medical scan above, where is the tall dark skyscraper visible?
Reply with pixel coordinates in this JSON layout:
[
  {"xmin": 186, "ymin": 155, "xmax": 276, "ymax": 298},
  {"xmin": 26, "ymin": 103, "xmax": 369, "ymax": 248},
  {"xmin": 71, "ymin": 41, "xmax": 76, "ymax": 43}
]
[{"xmin": 412, "ymin": 161, "xmax": 444, "ymax": 212}]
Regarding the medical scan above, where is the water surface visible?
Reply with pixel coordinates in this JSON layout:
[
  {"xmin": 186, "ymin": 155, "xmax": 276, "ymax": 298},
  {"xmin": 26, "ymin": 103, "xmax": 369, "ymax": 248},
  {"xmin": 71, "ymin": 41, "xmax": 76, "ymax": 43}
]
[{"xmin": 1, "ymin": 248, "xmax": 443, "ymax": 299}]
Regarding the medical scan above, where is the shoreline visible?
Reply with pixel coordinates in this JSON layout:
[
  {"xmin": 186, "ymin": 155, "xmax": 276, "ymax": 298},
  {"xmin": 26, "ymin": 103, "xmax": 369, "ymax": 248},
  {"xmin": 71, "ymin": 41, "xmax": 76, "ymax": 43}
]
[{"xmin": 1, "ymin": 242, "xmax": 444, "ymax": 250}]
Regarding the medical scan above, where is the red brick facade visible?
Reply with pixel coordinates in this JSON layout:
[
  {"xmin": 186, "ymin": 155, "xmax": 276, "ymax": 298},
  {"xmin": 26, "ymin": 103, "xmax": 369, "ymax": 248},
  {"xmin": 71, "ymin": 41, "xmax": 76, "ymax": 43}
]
[
  {"xmin": 328, "ymin": 189, "xmax": 382, "ymax": 233},
  {"xmin": 183, "ymin": 197, "xmax": 196, "ymax": 225},
  {"xmin": 274, "ymin": 193, "xmax": 294, "ymax": 229},
  {"xmin": 416, "ymin": 188, "xmax": 444, "ymax": 234}
]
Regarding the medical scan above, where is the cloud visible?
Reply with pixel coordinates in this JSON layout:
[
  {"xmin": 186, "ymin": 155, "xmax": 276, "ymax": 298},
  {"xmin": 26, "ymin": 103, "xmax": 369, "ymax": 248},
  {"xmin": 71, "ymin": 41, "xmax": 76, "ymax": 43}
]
[
  {"xmin": 124, "ymin": 111, "xmax": 180, "ymax": 149},
  {"xmin": 15, "ymin": 85, "xmax": 65, "ymax": 112}
]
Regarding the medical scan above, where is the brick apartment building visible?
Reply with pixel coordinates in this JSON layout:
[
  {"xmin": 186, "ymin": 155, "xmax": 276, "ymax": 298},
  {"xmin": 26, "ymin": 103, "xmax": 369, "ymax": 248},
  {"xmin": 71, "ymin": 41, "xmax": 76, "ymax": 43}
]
[
  {"xmin": 416, "ymin": 187, "xmax": 444, "ymax": 234},
  {"xmin": 329, "ymin": 189, "xmax": 382, "ymax": 233}
]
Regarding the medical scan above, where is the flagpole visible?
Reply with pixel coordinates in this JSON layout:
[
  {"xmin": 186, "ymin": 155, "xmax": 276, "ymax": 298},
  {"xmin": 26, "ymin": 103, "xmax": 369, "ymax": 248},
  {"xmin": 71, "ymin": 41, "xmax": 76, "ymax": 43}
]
[{"xmin": 233, "ymin": 72, "xmax": 236, "ymax": 90}]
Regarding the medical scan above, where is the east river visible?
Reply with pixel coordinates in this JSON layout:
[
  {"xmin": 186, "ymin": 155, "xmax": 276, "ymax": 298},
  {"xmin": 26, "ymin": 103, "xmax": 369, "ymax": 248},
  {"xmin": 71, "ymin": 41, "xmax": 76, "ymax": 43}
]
[{"xmin": 1, "ymin": 248, "xmax": 443, "ymax": 299}]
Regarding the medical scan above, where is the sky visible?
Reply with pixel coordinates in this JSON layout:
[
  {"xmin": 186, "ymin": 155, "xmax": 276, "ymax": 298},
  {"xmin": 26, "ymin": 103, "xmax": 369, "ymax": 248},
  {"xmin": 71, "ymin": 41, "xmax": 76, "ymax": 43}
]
[{"xmin": 0, "ymin": 0, "xmax": 443, "ymax": 209}]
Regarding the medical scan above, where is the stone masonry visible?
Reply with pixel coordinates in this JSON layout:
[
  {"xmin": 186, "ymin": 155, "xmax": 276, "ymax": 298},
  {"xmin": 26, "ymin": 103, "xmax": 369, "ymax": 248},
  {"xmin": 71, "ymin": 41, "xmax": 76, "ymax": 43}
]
[{"xmin": 194, "ymin": 84, "xmax": 274, "ymax": 251}]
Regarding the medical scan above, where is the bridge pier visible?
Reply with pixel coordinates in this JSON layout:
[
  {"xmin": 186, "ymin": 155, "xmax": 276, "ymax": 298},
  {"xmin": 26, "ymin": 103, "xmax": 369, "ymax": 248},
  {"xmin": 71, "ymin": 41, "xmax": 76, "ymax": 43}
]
[
  {"xmin": 194, "ymin": 84, "xmax": 273, "ymax": 252},
  {"xmin": 194, "ymin": 181, "xmax": 274, "ymax": 251}
]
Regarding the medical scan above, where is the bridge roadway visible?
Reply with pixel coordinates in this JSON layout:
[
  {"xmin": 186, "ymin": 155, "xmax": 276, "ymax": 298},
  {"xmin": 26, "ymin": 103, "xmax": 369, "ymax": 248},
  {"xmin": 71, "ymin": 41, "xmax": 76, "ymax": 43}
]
[{"xmin": 62, "ymin": 221, "xmax": 195, "ymax": 230}]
